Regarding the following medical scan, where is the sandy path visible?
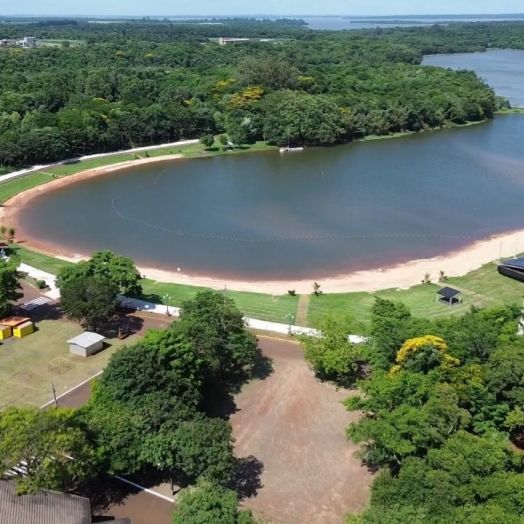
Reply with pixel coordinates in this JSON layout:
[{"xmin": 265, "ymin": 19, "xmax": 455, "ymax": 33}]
[{"xmin": 2, "ymin": 154, "xmax": 524, "ymax": 295}]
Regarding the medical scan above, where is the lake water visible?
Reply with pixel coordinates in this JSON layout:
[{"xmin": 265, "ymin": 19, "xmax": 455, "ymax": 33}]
[
  {"xmin": 21, "ymin": 115, "xmax": 524, "ymax": 280},
  {"xmin": 304, "ymin": 16, "xmax": 524, "ymax": 30},
  {"xmin": 423, "ymin": 50, "xmax": 524, "ymax": 108}
]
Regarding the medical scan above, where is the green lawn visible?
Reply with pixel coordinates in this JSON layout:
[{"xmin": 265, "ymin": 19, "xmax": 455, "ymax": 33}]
[
  {"xmin": 0, "ymin": 172, "xmax": 55, "ymax": 203},
  {"xmin": 0, "ymin": 319, "xmax": 139, "ymax": 408},
  {"xmin": 46, "ymin": 141, "xmax": 275, "ymax": 178},
  {"xmin": 141, "ymin": 279, "xmax": 298, "ymax": 323},
  {"xmin": 307, "ymin": 260, "xmax": 524, "ymax": 325},
  {"xmin": 14, "ymin": 245, "xmax": 73, "ymax": 274},
  {"xmin": 14, "ymin": 239, "xmax": 524, "ymax": 326}
]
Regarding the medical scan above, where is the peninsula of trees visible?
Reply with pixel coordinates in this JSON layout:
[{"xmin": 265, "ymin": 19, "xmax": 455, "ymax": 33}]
[{"xmin": 1, "ymin": 19, "xmax": 523, "ymax": 170}]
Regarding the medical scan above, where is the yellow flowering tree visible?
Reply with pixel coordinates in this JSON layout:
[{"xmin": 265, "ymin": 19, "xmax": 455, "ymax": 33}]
[{"xmin": 390, "ymin": 335, "xmax": 460, "ymax": 376}]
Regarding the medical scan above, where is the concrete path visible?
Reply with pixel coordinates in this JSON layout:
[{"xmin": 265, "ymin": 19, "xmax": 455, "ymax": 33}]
[{"xmin": 0, "ymin": 139, "xmax": 199, "ymax": 184}]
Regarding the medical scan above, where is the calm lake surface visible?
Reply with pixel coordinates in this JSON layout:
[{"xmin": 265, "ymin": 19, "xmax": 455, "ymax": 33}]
[
  {"xmin": 304, "ymin": 16, "xmax": 524, "ymax": 30},
  {"xmin": 423, "ymin": 50, "xmax": 524, "ymax": 108},
  {"xmin": 21, "ymin": 115, "xmax": 524, "ymax": 280}
]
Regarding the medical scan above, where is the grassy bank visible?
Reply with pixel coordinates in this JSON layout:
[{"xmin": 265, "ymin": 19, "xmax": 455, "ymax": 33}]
[
  {"xmin": 0, "ymin": 141, "xmax": 276, "ymax": 204},
  {"xmin": 12, "ymin": 244, "xmax": 524, "ymax": 327}
]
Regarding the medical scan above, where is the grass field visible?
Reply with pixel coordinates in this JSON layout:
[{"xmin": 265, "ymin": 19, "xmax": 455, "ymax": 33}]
[
  {"xmin": 13, "ymin": 240, "xmax": 524, "ymax": 327},
  {"xmin": 0, "ymin": 172, "xmax": 55, "ymax": 203},
  {"xmin": 141, "ymin": 279, "xmax": 299, "ymax": 323},
  {"xmin": 0, "ymin": 319, "xmax": 139, "ymax": 409},
  {"xmin": 307, "ymin": 260, "xmax": 524, "ymax": 325},
  {"xmin": 14, "ymin": 245, "xmax": 73, "ymax": 275}
]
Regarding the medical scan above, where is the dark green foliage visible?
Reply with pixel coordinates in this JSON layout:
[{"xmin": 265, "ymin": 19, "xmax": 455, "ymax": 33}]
[
  {"xmin": 299, "ymin": 314, "xmax": 363, "ymax": 386},
  {"xmin": 57, "ymin": 250, "xmax": 142, "ymax": 296},
  {"xmin": 172, "ymin": 480, "xmax": 256, "ymax": 524},
  {"xmin": 82, "ymin": 292, "xmax": 260, "ymax": 486},
  {"xmin": 59, "ymin": 274, "xmax": 118, "ymax": 331},
  {"xmin": 175, "ymin": 291, "xmax": 260, "ymax": 394},
  {"xmin": 0, "ymin": 407, "xmax": 96, "ymax": 494},
  {"xmin": 0, "ymin": 19, "xmax": 514, "ymax": 168},
  {"xmin": 199, "ymin": 134, "xmax": 215, "ymax": 149},
  {"xmin": 0, "ymin": 255, "xmax": 23, "ymax": 317},
  {"xmin": 348, "ymin": 298, "xmax": 524, "ymax": 522}
]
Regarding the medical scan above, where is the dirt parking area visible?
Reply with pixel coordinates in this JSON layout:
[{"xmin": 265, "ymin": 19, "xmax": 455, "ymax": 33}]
[{"xmin": 231, "ymin": 338, "xmax": 372, "ymax": 524}]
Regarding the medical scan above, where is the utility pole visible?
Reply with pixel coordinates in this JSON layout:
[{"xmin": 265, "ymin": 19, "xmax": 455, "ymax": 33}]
[{"xmin": 51, "ymin": 382, "xmax": 58, "ymax": 407}]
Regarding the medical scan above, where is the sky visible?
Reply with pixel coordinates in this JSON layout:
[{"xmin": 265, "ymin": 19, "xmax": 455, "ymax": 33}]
[{"xmin": 2, "ymin": 0, "xmax": 524, "ymax": 17}]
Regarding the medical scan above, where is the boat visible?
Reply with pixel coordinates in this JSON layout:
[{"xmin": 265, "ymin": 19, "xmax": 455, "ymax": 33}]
[{"xmin": 279, "ymin": 146, "xmax": 304, "ymax": 153}]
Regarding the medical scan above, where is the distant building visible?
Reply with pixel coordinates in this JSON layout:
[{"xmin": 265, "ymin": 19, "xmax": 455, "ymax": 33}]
[
  {"xmin": 19, "ymin": 36, "xmax": 37, "ymax": 48},
  {"xmin": 218, "ymin": 37, "xmax": 251, "ymax": 46}
]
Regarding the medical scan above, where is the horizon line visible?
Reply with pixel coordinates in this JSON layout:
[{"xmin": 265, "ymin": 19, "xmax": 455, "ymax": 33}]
[{"xmin": 2, "ymin": 13, "xmax": 524, "ymax": 18}]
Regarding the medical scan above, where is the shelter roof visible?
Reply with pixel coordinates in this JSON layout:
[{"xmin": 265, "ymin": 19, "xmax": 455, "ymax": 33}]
[
  {"xmin": 501, "ymin": 257, "xmax": 524, "ymax": 271},
  {"xmin": 67, "ymin": 331, "xmax": 106, "ymax": 347},
  {"xmin": 0, "ymin": 317, "xmax": 30, "ymax": 327},
  {"xmin": 0, "ymin": 480, "xmax": 91, "ymax": 524},
  {"xmin": 437, "ymin": 287, "xmax": 461, "ymax": 300}
]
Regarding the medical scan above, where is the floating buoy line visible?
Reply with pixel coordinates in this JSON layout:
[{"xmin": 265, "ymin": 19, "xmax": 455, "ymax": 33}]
[{"xmin": 110, "ymin": 168, "xmax": 489, "ymax": 244}]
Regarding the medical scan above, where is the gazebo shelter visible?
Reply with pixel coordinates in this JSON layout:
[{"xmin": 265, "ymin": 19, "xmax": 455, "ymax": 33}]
[{"xmin": 436, "ymin": 286, "xmax": 462, "ymax": 306}]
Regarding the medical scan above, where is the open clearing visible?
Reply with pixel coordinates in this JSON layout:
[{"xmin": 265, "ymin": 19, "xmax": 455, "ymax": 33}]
[
  {"xmin": 0, "ymin": 308, "xmax": 140, "ymax": 409},
  {"xmin": 231, "ymin": 338, "xmax": 372, "ymax": 524}
]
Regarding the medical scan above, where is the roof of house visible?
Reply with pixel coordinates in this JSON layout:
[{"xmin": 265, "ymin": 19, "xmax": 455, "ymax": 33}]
[
  {"xmin": 67, "ymin": 332, "xmax": 106, "ymax": 347},
  {"xmin": 500, "ymin": 257, "xmax": 524, "ymax": 271},
  {"xmin": 0, "ymin": 481, "xmax": 92, "ymax": 524},
  {"xmin": 437, "ymin": 287, "xmax": 461, "ymax": 299}
]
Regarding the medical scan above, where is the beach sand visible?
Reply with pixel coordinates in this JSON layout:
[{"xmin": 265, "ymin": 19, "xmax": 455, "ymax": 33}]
[{"xmin": 2, "ymin": 155, "xmax": 524, "ymax": 295}]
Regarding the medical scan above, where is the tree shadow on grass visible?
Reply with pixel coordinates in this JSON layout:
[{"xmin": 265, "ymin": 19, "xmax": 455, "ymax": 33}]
[{"xmin": 233, "ymin": 455, "xmax": 264, "ymax": 500}]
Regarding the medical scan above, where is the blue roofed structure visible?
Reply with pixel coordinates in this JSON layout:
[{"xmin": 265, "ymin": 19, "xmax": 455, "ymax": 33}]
[{"xmin": 498, "ymin": 257, "xmax": 524, "ymax": 283}]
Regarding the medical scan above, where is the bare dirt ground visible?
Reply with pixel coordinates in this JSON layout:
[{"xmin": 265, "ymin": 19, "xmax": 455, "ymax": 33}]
[{"xmin": 232, "ymin": 338, "xmax": 372, "ymax": 524}]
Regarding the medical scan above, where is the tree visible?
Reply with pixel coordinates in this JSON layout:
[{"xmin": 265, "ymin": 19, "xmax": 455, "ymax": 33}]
[
  {"xmin": 57, "ymin": 250, "xmax": 142, "ymax": 297},
  {"xmin": 299, "ymin": 314, "xmax": 363, "ymax": 386},
  {"xmin": 173, "ymin": 480, "xmax": 256, "ymax": 524},
  {"xmin": 200, "ymin": 134, "xmax": 215, "ymax": 150},
  {"xmin": 0, "ymin": 407, "xmax": 95, "ymax": 494},
  {"xmin": 60, "ymin": 274, "xmax": 118, "ymax": 330},
  {"xmin": 174, "ymin": 291, "xmax": 260, "ymax": 393},
  {"xmin": 0, "ymin": 255, "xmax": 23, "ymax": 318},
  {"xmin": 367, "ymin": 431, "xmax": 524, "ymax": 522},
  {"xmin": 98, "ymin": 329, "xmax": 204, "ymax": 410},
  {"xmin": 144, "ymin": 416, "xmax": 237, "ymax": 485}
]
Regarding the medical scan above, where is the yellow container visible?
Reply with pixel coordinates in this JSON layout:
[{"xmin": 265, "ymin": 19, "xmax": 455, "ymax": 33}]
[
  {"xmin": 0, "ymin": 325, "xmax": 11, "ymax": 340},
  {"xmin": 13, "ymin": 321, "xmax": 34, "ymax": 338}
]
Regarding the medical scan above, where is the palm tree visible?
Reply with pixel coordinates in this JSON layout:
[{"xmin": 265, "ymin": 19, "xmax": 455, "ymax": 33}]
[{"xmin": 7, "ymin": 227, "xmax": 15, "ymax": 243}]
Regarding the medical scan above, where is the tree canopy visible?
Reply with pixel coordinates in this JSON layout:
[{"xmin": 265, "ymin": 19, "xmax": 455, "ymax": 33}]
[
  {"xmin": 1, "ymin": 18, "xmax": 519, "ymax": 171},
  {"xmin": 81, "ymin": 291, "xmax": 261, "ymax": 488},
  {"xmin": 0, "ymin": 407, "xmax": 95, "ymax": 494},
  {"xmin": 0, "ymin": 254, "xmax": 23, "ymax": 317},
  {"xmin": 172, "ymin": 480, "xmax": 257, "ymax": 524},
  {"xmin": 57, "ymin": 250, "xmax": 142, "ymax": 297},
  {"xmin": 346, "ymin": 298, "xmax": 524, "ymax": 521}
]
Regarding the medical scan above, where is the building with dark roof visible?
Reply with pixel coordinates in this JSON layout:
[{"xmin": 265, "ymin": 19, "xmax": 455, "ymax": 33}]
[{"xmin": 0, "ymin": 481, "xmax": 91, "ymax": 524}]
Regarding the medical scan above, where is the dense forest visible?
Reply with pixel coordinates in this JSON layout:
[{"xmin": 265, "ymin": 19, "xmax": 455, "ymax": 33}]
[
  {"xmin": 302, "ymin": 301, "xmax": 524, "ymax": 523},
  {"xmin": 1, "ymin": 19, "xmax": 523, "ymax": 170}
]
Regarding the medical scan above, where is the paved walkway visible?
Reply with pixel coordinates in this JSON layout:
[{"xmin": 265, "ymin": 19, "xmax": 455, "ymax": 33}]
[
  {"xmin": 0, "ymin": 139, "xmax": 199, "ymax": 184},
  {"xmin": 19, "ymin": 263, "xmax": 368, "ymax": 342}
]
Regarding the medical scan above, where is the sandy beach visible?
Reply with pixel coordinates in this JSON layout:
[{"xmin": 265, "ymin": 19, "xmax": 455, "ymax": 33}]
[{"xmin": 2, "ymin": 154, "xmax": 524, "ymax": 295}]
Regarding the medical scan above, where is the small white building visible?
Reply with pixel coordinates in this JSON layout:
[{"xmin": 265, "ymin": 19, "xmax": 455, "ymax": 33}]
[
  {"xmin": 68, "ymin": 332, "xmax": 106, "ymax": 357},
  {"xmin": 21, "ymin": 37, "xmax": 37, "ymax": 48}
]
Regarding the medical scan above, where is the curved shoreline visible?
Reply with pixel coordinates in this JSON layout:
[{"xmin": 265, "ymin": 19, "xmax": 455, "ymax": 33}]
[{"xmin": 2, "ymin": 153, "xmax": 524, "ymax": 294}]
